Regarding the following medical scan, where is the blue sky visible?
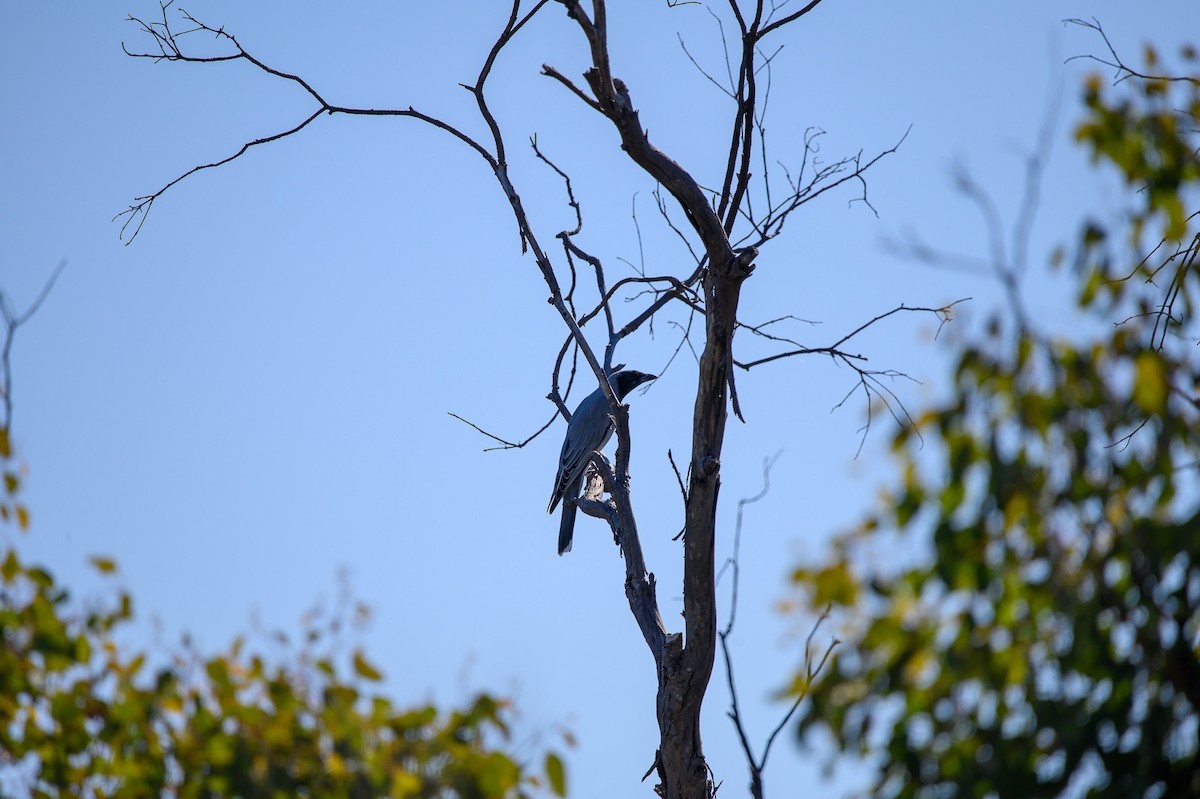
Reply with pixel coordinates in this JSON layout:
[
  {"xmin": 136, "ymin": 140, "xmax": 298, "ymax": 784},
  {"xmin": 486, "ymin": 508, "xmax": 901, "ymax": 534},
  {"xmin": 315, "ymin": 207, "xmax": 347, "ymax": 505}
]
[{"xmin": 2, "ymin": 2, "xmax": 1192, "ymax": 797}]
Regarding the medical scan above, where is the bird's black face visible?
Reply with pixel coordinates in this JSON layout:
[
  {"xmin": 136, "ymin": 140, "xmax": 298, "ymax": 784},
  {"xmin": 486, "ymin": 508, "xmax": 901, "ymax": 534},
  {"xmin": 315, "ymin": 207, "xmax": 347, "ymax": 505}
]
[{"xmin": 612, "ymin": 369, "xmax": 657, "ymax": 400}]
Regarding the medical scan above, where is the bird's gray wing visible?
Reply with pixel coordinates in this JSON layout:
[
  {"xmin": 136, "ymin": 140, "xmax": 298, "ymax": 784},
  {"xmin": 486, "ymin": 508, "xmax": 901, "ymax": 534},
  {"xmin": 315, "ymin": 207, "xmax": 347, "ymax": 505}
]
[
  {"xmin": 547, "ymin": 433, "xmax": 580, "ymax": 513},
  {"xmin": 547, "ymin": 389, "xmax": 616, "ymax": 554},
  {"xmin": 547, "ymin": 425, "xmax": 601, "ymax": 510},
  {"xmin": 548, "ymin": 390, "xmax": 607, "ymax": 512}
]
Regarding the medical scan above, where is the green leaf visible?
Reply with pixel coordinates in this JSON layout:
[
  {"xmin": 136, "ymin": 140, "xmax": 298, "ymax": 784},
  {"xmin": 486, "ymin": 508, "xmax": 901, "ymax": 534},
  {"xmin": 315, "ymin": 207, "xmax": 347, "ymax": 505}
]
[
  {"xmin": 545, "ymin": 752, "xmax": 567, "ymax": 797},
  {"xmin": 1, "ymin": 549, "xmax": 18, "ymax": 581}
]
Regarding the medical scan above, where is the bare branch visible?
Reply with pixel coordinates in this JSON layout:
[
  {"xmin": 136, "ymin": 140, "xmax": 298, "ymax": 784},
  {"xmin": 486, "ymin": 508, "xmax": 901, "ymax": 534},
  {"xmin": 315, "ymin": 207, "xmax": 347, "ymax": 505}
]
[
  {"xmin": 737, "ymin": 313, "xmax": 819, "ymax": 350},
  {"xmin": 760, "ymin": 607, "xmax": 837, "ymax": 774},
  {"xmin": 677, "ymin": 31, "xmax": 736, "ymax": 99},
  {"xmin": 653, "ymin": 186, "xmax": 704, "ymax": 264},
  {"xmin": 533, "ymin": 135, "xmax": 585, "ymax": 236},
  {"xmin": 717, "ymin": 15, "xmax": 756, "ymax": 231},
  {"xmin": 832, "ymin": 298, "xmax": 968, "ymax": 350},
  {"xmin": 1064, "ymin": 18, "xmax": 1200, "ymax": 87},
  {"xmin": 623, "ymin": 193, "xmax": 648, "ymax": 277},
  {"xmin": 719, "ymin": 451, "xmax": 783, "ymax": 637},
  {"xmin": 737, "ymin": 344, "xmax": 863, "ymax": 371},
  {"xmin": 727, "ymin": 356, "xmax": 745, "ymax": 423},
  {"xmin": 121, "ymin": 1, "xmax": 626, "ymax": 424},
  {"xmin": 737, "ymin": 127, "xmax": 911, "ymax": 252},
  {"xmin": 559, "ymin": 0, "xmax": 735, "ymax": 254},
  {"xmin": 1, "ymin": 260, "xmax": 67, "ymax": 430},
  {"xmin": 541, "ymin": 64, "xmax": 604, "ymax": 112},
  {"xmin": 464, "ymin": 0, "xmax": 554, "ymax": 167},
  {"xmin": 114, "ymin": 108, "xmax": 326, "ymax": 242},
  {"xmin": 883, "ymin": 230, "xmax": 997, "ymax": 276},
  {"xmin": 717, "ymin": 455, "xmax": 839, "ymax": 799},
  {"xmin": 531, "ymin": 136, "xmax": 623, "ymax": 355},
  {"xmin": 118, "ymin": 7, "xmax": 500, "ymax": 243},
  {"xmin": 835, "ymin": 366, "xmax": 923, "ymax": 458},
  {"xmin": 759, "ymin": 0, "xmax": 826, "ymax": 39},
  {"xmin": 737, "ymin": 299, "xmax": 969, "ymax": 370},
  {"xmin": 667, "ymin": 448, "xmax": 689, "ymax": 542},
  {"xmin": 447, "ymin": 410, "xmax": 558, "ymax": 452},
  {"xmin": 654, "ymin": 315, "xmax": 703, "ymax": 391}
]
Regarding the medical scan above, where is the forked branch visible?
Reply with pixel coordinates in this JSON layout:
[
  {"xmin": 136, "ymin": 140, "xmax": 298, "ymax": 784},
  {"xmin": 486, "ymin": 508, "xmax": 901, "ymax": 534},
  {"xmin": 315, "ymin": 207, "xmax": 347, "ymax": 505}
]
[
  {"xmin": 717, "ymin": 453, "xmax": 837, "ymax": 799},
  {"xmin": 1, "ymin": 261, "xmax": 68, "ymax": 430}
]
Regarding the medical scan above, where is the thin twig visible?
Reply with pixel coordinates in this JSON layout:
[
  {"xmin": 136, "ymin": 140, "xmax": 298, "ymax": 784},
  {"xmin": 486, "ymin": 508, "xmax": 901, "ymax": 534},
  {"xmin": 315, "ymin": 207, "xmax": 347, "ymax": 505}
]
[
  {"xmin": 1064, "ymin": 18, "xmax": 1200, "ymax": 87},
  {"xmin": 1, "ymin": 260, "xmax": 68, "ymax": 429},
  {"xmin": 447, "ymin": 410, "xmax": 557, "ymax": 452},
  {"xmin": 718, "ymin": 453, "xmax": 836, "ymax": 799}
]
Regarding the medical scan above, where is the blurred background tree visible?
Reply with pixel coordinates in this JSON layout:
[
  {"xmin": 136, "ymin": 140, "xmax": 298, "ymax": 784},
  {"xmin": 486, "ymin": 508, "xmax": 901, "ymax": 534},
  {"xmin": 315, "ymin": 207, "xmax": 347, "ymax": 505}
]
[
  {"xmin": 0, "ymin": 291, "xmax": 565, "ymax": 798},
  {"xmin": 0, "ymin": 547, "xmax": 564, "ymax": 798},
  {"xmin": 791, "ymin": 28, "xmax": 1200, "ymax": 799}
]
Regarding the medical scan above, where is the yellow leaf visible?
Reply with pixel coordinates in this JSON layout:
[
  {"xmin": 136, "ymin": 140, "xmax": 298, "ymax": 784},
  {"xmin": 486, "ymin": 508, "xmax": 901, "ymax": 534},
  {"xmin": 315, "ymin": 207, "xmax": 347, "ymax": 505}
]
[
  {"xmin": 90, "ymin": 555, "xmax": 118, "ymax": 574},
  {"xmin": 389, "ymin": 771, "xmax": 421, "ymax": 798},
  {"xmin": 809, "ymin": 562, "xmax": 859, "ymax": 607},
  {"xmin": 1133, "ymin": 352, "xmax": 1167, "ymax": 414},
  {"xmin": 353, "ymin": 648, "xmax": 383, "ymax": 681}
]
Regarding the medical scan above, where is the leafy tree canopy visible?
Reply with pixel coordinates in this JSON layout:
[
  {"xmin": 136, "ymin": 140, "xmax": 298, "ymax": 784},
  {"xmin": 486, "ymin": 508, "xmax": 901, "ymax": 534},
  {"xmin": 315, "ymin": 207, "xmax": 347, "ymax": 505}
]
[
  {"xmin": 0, "ymin": 424, "xmax": 564, "ymax": 799},
  {"xmin": 792, "ymin": 34, "xmax": 1200, "ymax": 799}
]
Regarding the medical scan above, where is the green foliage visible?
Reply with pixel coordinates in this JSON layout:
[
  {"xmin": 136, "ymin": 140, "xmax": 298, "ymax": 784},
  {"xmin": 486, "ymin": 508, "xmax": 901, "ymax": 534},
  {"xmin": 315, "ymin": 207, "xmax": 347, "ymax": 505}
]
[
  {"xmin": 791, "ymin": 46, "xmax": 1200, "ymax": 798},
  {"xmin": 0, "ymin": 544, "xmax": 564, "ymax": 799},
  {"xmin": 0, "ymin": 439, "xmax": 563, "ymax": 798},
  {"xmin": 0, "ymin": 426, "xmax": 30, "ymax": 532},
  {"xmin": 1076, "ymin": 52, "xmax": 1200, "ymax": 244},
  {"xmin": 0, "ymin": 309, "xmax": 565, "ymax": 797}
]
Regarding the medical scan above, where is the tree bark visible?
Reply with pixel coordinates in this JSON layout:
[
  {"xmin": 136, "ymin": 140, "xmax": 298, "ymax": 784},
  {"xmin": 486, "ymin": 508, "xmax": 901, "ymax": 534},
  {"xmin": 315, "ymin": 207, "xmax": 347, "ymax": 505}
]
[{"xmin": 556, "ymin": 5, "xmax": 761, "ymax": 795}]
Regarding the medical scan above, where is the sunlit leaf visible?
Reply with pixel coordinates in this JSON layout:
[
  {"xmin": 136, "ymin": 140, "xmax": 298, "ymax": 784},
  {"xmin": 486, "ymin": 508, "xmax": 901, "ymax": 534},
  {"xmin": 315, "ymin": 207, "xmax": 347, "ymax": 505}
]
[
  {"xmin": 1133, "ymin": 351, "xmax": 1168, "ymax": 413},
  {"xmin": 807, "ymin": 561, "xmax": 859, "ymax": 607}
]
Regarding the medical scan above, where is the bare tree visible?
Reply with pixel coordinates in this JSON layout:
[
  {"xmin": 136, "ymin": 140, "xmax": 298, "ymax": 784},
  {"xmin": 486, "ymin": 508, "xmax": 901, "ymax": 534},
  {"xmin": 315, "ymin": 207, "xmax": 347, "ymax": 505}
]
[{"xmin": 118, "ymin": 3, "xmax": 956, "ymax": 796}]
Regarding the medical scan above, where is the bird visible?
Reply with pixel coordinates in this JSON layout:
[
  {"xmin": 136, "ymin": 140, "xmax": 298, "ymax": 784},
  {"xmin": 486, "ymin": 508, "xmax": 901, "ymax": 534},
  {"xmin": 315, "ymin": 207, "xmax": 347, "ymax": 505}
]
[{"xmin": 548, "ymin": 369, "xmax": 656, "ymax": 555}]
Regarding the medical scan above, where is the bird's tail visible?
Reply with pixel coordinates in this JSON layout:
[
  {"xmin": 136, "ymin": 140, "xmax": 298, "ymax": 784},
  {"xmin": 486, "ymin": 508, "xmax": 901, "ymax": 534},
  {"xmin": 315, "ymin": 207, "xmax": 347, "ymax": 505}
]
[
  {"xmin": 557, "ymin": 497, "xmax": 577, "ymax": 555},
  {"xmin": 556, "ymin": 474, "xmax": 582, "ymax": 555}
]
